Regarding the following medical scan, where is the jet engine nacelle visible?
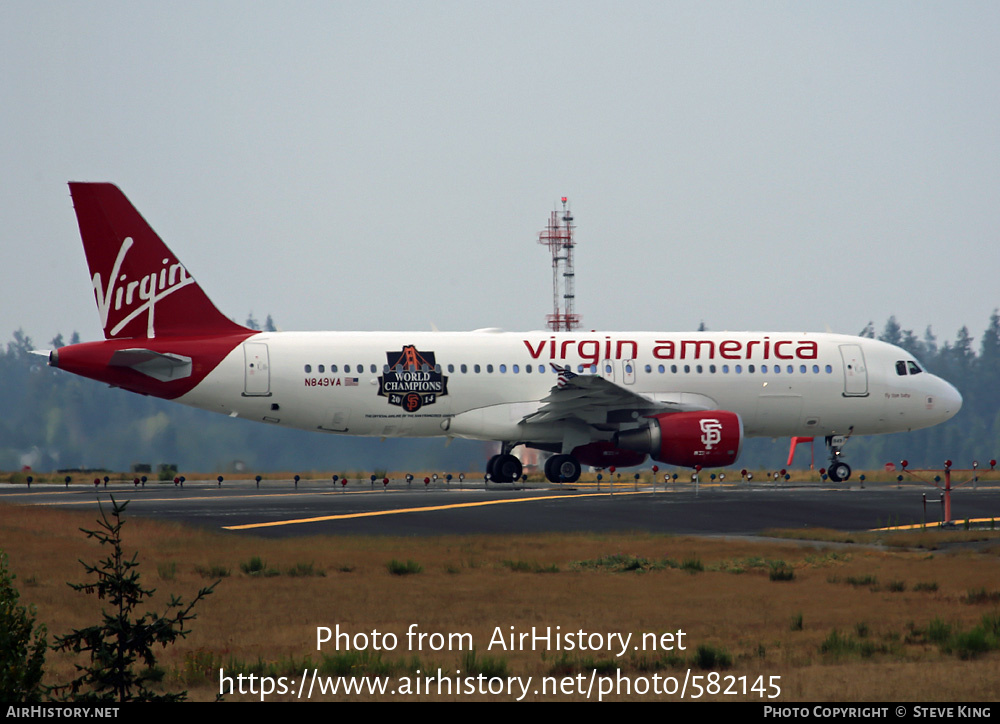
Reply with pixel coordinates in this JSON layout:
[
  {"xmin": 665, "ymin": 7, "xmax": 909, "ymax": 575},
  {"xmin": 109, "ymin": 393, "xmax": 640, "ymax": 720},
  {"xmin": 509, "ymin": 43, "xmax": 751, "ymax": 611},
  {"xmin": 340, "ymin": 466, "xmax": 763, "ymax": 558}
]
[{"xmin": 614, "ymin": 410, "xmax": 743, "ymax": 468}]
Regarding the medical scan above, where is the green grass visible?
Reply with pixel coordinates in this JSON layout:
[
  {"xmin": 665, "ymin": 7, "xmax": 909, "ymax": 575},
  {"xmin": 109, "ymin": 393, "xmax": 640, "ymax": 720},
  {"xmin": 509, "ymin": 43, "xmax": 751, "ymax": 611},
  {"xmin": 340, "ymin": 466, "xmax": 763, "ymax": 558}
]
[
  {"xmin": 386, "ymin": 559, "xmax": 423, "ymax": 575},
  {"xmin": 240, "ymin": 555, "xmax": 279, "ymax": 577}
]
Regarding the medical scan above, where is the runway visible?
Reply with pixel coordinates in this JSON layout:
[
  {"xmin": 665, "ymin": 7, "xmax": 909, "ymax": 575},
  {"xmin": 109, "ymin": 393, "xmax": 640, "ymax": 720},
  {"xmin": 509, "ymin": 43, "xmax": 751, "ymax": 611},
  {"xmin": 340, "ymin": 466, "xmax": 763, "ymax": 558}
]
[{"xmin": 3, "ymin": 477, "xmax": 998, "ymax": 538}]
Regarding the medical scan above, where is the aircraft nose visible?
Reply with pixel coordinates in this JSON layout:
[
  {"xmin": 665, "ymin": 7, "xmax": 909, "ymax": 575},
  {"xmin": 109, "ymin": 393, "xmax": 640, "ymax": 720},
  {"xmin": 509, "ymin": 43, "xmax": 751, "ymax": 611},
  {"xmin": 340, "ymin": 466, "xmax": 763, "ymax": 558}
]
[{"xmin": 937, "ymin": 377, "xmax": 962, "ymax": 421}]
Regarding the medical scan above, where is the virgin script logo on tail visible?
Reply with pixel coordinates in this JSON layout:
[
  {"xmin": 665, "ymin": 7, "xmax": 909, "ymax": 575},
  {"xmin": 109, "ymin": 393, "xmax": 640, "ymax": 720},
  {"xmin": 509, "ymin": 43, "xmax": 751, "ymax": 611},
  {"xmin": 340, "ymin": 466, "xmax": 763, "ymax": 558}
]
[
  {"xmin": 700, "ymin": 418, "xmax": 723, "ymax": 450},
  {"xmin": 92, "ymin": 238, "xmax": 194, "ymax": 338}
]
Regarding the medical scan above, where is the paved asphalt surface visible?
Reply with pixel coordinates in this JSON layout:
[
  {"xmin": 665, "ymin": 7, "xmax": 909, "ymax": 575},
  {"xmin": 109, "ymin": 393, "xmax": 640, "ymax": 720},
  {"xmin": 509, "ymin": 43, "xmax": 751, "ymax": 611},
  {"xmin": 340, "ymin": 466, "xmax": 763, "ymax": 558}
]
[{"xmin": 3, "ymin": 476, "xmax": 998, "ymax": 538}]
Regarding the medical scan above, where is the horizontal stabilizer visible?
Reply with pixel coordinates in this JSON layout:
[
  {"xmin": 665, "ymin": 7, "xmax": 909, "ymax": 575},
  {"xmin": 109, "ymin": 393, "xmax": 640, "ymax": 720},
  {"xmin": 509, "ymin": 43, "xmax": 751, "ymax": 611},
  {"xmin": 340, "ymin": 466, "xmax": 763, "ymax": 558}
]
[{"xmin": 108, "ymin": 349, "xmax": 192, "ymax": 382}]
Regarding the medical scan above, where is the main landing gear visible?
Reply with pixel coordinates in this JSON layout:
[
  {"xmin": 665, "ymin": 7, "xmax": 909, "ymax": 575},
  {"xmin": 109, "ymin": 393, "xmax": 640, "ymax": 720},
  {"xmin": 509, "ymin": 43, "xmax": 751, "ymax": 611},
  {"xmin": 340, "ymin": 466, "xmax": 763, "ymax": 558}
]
[
  {"xmin": 544, "ymin": 454, "xmax": 581, "ymax": 484},
  {"xmin": 825, "ymin": 430, "xmax": 853, "ymax": 483},
  {"xmin": 487, "ymin": 444, "xmax": 522, "ymax": 483},
  {"xmin": 486, "ymin": 445, "xmax": 583, "ymax": 484}
]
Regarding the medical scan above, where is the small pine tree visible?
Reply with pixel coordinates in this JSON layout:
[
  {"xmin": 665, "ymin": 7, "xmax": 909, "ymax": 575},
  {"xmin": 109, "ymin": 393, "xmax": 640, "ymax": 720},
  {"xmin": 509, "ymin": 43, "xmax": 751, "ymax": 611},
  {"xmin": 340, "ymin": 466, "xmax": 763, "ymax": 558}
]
[
  {"xmin": 52, "ymin": 498, "xmax": 216, "ymax": 702},
  {"xmin": 0, "ymin": 551, "xmax": 47, "ymax": 702}
]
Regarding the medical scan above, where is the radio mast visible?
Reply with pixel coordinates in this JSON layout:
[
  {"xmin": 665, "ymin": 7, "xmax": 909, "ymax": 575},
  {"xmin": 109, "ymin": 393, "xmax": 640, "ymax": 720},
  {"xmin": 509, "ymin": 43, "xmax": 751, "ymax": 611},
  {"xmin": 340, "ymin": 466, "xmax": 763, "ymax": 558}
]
[{"xmin": 537, "ymin": 197, "xmax": 580, "ymax": 332}]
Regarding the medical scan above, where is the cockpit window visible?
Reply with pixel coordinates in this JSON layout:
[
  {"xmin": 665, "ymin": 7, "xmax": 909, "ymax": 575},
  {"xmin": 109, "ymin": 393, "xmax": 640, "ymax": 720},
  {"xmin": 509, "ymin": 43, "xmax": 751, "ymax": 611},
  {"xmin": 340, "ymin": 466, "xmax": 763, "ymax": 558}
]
[{"xmin": 896, "ymin": 359, "xmax": 925, "ymax": 375}]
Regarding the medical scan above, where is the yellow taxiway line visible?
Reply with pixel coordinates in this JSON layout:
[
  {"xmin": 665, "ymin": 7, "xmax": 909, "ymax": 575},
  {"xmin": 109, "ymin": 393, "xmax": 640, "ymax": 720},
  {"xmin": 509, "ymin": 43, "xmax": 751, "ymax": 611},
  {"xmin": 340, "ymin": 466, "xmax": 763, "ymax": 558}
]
[{"xmin": 223, "ymin": 491, "xmax": 647, "ymax": 530}]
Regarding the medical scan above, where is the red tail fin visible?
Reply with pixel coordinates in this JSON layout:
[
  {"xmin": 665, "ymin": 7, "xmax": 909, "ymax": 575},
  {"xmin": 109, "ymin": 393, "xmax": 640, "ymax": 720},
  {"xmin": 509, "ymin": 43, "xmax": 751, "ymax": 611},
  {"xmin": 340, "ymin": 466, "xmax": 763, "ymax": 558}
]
[{"xmin": 68, "ymin": 183, "xmax": 248, "ymax": 339}]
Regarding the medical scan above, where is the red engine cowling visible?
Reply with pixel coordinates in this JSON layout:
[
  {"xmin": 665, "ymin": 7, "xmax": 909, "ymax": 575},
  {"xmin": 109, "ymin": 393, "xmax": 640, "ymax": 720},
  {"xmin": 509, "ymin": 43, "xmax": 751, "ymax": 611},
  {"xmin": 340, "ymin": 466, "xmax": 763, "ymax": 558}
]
[
  {"xmin": 614, "ymin": 411, "xmax": 743, "ymax": 468},
  {"xmin": 570, "ymin": 441, "xmax": 647, "ymax": 468}
]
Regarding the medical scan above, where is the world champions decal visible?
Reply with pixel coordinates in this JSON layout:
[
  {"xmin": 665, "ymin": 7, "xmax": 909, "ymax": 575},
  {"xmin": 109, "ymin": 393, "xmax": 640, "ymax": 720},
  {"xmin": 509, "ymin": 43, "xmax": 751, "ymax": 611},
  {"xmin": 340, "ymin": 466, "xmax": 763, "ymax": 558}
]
[{"xmin": 377, "ymin": 346, "xmax": 449, "ymax": 412}]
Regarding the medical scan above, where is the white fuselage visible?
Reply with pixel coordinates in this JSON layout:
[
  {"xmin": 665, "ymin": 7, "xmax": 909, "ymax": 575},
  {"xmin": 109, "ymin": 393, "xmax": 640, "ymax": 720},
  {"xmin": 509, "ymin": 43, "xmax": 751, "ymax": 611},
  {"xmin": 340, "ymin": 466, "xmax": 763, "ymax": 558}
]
[{"xmin": 178, "ymin": 330, "xmax": 961, "ymax": 446}]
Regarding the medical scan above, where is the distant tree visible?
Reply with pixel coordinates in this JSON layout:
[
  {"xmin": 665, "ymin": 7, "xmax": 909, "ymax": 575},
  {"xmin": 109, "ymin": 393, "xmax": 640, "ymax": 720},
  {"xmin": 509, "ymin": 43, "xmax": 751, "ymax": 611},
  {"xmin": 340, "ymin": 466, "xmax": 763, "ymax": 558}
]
[
  {"xmin": 878, "ymin": 316, "xmax": 902, "ymax": 346},
  {"xmin": 50, "ymin": 333, "xmax": 64, "ymax": 349},
  {"xmin": 922, "ymin": 326, "xmax": 938, "ymax": 359},
  {"xmin": 899, "ymin": 328, "xmax": 924, "ymax": 359},
  {"xmin": 8, "ymin": 329, "xmax": 34, "ymax": 357},
  {"xmin": 950, "ymin": 326, "xmax": 976, "ymax": 374},
  {"xmin": 980, "ymin": 309, "xmax": 1000, "ymax": 366},
  {"xmin": 245, "ymin": 314, "xmax": 260, "ymax": 331},
  {"xmin": 858, "ymin": 321, "xmax": 875, "ymax": 338},
  {"xmin": 264, "ymin": 314, "xmax": 277, "ymax": 332},
  {"xmin": 697, "ymin": 321, "xmax": 707, "ymax": 332}
]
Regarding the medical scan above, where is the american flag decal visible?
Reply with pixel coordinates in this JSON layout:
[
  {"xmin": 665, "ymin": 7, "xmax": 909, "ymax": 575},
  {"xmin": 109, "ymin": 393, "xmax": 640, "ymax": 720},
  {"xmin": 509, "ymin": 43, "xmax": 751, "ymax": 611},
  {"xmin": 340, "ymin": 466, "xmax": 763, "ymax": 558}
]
[
  {"xmin": 345, "ymin": 377, "xmax": 358, "ymax": 386},
  {"xmin": 555, "ymin": 365, "xmax": 576, "ymax": 388}
]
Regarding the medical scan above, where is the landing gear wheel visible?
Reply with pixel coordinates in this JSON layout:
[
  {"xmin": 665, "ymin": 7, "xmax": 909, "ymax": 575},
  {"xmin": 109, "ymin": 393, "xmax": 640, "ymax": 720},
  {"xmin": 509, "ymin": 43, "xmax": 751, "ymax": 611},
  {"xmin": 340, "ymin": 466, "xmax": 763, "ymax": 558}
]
[
  {"xmin": 486, "ymin": 454, "xmax": 499, "ymax": 482},
  {"xmin": 491, "ymin": 454, "xmax": 522, "ymax": 484},
  {"xmin": 828, "ymin": 461, "xmax": 851, "ymax": 483},
  {"xmin": 546, "ymin": 454, "xmax": 581, "ymax": 483}
]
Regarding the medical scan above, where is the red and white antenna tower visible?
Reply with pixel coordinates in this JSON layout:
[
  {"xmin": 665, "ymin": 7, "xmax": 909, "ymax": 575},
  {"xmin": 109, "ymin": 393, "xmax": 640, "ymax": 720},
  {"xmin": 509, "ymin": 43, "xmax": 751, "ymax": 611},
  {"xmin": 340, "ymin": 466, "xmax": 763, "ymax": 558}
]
[{"xmin": 537, "ymin": 197, "xmax": 580, "ymax": 331}]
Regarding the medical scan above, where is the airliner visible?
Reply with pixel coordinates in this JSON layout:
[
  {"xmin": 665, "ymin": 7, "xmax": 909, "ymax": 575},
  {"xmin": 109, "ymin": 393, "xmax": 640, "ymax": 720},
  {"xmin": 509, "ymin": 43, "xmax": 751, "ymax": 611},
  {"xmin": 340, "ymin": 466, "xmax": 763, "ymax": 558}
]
[{"xmin": 48, "ymin": 183, "xmax": 962, "ymax": 483}]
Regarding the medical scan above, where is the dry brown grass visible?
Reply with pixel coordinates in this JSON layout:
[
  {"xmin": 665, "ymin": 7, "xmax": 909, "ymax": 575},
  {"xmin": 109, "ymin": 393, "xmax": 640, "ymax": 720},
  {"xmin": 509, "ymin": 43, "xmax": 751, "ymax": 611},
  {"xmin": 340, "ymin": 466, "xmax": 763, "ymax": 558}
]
[{"xmin": 2, "ymin": 501, "xmax": 998, "ymax": 701}]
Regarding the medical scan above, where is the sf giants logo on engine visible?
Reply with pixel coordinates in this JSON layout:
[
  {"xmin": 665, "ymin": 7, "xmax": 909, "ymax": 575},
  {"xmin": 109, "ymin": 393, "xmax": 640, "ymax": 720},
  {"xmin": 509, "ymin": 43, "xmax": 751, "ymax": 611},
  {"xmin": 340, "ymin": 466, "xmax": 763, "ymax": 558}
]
[
  {"xmin": 92, "ymin": 238, "xmax": 194, "ymax": 338},
  {"xmin": 377, "ymin": 346, "xmax": 449, "ymax": 412},
  {"xmin": 700, "ymin": 418, "xmax": 723, "ymax": 450}
]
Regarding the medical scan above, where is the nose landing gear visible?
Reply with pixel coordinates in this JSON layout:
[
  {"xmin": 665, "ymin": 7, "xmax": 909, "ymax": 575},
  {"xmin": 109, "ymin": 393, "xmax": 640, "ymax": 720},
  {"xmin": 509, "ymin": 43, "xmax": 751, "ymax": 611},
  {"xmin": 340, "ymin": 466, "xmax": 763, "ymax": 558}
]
[{"xmin": 825, "ymin": 430, "xmax": 853, "ymax": 482}]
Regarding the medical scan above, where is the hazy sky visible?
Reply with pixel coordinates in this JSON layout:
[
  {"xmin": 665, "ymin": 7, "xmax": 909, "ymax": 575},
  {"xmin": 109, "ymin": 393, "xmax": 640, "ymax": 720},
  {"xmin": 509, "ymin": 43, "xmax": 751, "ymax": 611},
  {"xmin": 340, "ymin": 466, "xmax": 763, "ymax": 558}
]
[{"xmin": 2, "ymin": 2, "xmax": 998, "ymax": 353}]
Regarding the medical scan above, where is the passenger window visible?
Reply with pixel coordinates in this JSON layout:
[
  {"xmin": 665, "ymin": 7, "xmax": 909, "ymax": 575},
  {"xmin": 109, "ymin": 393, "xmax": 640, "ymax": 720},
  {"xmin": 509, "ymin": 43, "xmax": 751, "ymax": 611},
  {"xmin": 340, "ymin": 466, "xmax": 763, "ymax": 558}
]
[
  {"xmin": 318, "ymin": 364, "xmax": 325, "ymax": 373},
  {"xmin": 499, "ymin": 364, "xmax": 507, "ymax": 373},
  {"xmin": 461, "ymin": 364, "xmax": 467, "ymax": 373},
  {"xmin": 304, "ymin": 364, "xmax": 312, "ymax": 373},
  {"xmin": 513, "ymin": 364, "xmax": 519, "ymax": 373},
  {"xmin": 658, "ymin": 364, "xmax": 665, "ymax": 373},
  {"xmin": 487, "ymin": 364, "xmax": 494, "ymax": 373},
  {"xmin": 331, "ymin": 364, "xmax": 338, "ymax": 373},
  {"xmin": 526, "ymin": 364, "xmax": 532, "ymax": 373},
  {"xmin": 474, "ymin": 364, "xmax": 481, "ymax": 373},
  {"xmin": 447, "ymin": 364, "xmax": 454, "ymax": 373}
]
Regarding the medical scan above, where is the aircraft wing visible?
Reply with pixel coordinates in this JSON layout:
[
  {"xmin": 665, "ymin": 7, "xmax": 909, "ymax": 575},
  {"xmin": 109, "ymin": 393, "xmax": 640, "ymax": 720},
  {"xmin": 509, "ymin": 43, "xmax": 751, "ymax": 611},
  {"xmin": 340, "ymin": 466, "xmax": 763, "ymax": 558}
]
[{"xmin": 521, "ymin": 366, "xmax": 713, "ymax": 427}]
